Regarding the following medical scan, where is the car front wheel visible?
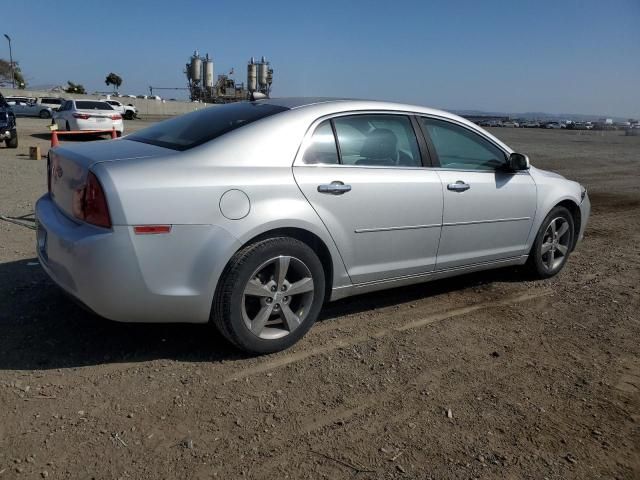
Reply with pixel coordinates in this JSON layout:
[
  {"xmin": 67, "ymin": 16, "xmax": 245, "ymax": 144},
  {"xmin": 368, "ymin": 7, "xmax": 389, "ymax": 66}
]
[
  {"xmin": 212, "ymin": 237, "xmax": 325, "ymax": 354},
  {"xmin": 39, "ymin": 110, "xmax": 51, "ymax": 119},
  {"xmin": 527, "ymin": 206, "xmax": 575, "ymax": 278}
]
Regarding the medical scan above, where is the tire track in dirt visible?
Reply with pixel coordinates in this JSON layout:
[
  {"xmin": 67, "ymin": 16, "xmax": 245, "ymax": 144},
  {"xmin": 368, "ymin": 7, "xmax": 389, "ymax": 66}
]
[{"xmin": 223, "ymin": 290, "xmax": 551, "ymax": 383}]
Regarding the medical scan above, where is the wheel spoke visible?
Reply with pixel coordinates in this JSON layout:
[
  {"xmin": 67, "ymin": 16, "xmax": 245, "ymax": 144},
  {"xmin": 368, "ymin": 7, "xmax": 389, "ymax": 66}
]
[
  {"xmin": 244, "ymin": 278, "xmax": 271, "ymax": 297},
  {"xmin": 274, "ymin": 256, "xmax": 291, "ymax": 289},
  {"xmin": 286, "ymin": 277, "xmax": 314, "ymax": 296},
  {"xmin": 557, "ymin": 221, "xmax": 569, "ymax": 238},
  {"xmin": 556, "ymin": 244, "xmax": 568, "ymax": 256},
  {"xmin": 546, "ymin": 250, "xmax": 555, "ymax": 269},
  {"xmin": 549, "ymin": 219, "xmax": 557, "ymax": 236},
  {"xmin": 280, "ymin": 304, "xmax": 301, "ymax": 332},
  {"xmin": 251, "ymin": 304, "xmax": 274, "ymax": 335},
  {"xmin": 541, "ymin": 242, "xmax": 553, "ymax": 254}
]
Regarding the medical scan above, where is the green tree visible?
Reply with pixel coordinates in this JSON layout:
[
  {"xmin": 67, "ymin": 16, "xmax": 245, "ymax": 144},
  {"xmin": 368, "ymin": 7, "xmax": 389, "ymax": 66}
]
[
  {"xmin": 64, "ymin": 81, "xmax": 86, "ymax": 94},
  {"xmin": 105, "ymin": 72, "xmax": 123, "ymax": 92},
  {"xmin": 0, "ymin": 58, "xmax": 27, "ymax": 88}
]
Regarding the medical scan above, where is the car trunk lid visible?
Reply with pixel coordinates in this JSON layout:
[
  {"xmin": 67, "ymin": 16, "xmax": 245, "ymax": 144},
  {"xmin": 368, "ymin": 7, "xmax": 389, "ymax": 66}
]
[{"xmin": 48, "ymin": 139, "xmax": 173, "ymax": 220}]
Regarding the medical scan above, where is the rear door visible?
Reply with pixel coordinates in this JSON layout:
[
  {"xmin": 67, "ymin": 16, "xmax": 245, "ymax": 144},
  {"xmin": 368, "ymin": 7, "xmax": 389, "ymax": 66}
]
[
  {"xmin": 294, "ymin": 113, "xmax": 443, "ymax": 285},
  {"xmin": 418, "ymin": 117, "xmax": 537, "ymax": 270}
]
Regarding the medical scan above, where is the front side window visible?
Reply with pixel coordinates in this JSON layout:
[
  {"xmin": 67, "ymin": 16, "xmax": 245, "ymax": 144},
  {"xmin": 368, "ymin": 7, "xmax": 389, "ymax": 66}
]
[
  {"xmin": 333, "ymin": 115, "xmax": 421, "ymax": 167},
  {"xmin": 302, "ymin": 120, "xmax": 339, "ymax": 165},
  {"xmin": 420, "ymin": 118, "xmax": 506, "ymax": 170}
]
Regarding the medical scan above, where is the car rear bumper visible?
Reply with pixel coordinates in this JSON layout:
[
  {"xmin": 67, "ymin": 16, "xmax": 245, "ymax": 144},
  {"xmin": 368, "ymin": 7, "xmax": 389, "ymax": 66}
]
[{"xmin": 35, "ymin": 193, "xmax": 240, "ymax": 323}]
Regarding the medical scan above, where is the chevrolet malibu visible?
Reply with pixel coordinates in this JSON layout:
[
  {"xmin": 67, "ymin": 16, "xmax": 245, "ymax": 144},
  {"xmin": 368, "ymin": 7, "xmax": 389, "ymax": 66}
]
[{"xmin": 36, "ymin": 98, "xmax": 590, "ymax": 354}]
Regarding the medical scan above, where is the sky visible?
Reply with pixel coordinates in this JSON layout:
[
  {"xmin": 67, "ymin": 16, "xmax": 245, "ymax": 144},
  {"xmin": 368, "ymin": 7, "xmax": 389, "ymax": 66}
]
[{"xmin": 3, "ymin": 0, "xmax": 640, "ymax": 118}]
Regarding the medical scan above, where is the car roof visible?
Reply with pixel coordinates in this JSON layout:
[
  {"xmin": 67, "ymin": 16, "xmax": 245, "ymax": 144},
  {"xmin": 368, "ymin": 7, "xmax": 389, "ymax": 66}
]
[{"xmin": 259, "ymin": 97, "xmax": 459, "ymax": 119}]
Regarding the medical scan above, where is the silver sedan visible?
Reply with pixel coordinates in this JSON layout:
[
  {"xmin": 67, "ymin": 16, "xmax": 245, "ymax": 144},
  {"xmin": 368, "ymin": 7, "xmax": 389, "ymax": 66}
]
[{"xmin": 35, "ymin": 98, "xmax": 590, "ymax": 353}]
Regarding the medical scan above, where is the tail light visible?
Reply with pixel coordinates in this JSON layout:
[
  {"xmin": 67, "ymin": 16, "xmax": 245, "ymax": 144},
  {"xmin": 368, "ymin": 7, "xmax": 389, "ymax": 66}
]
[
  {"xmin": 73, "ymin": 113, "xmax": 91, "ymax": 119},
  {"xmin": 110, "ymin": 114, "xmax": 122, "ymax": 120},
  {"xmin": 73, "ymin": 172, "xmax": 111, "ymax": 228}
]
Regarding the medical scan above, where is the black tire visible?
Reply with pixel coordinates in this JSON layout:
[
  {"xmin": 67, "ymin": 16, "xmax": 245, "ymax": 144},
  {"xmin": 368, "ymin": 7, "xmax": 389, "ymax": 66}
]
[
  {"xmin": 526, "ymin": 206, "xmax": 575, "ymax": 279},
  {"xmin": 6, "ymin": 135, "xmax": 18, "ymax": 148},
  {"xmin": 212, "ymin": 237, "xmax": 325, "ymax": 354},
  {"xmin": 116, "ymin": 131, "xmax": 123, "ymax": 138},
  {"xmin": 39, "ymin": 110, "xmax": 51, "ymax": 119},
  {"xmin": 124, "ymin": 110, "xmax": 134, "ymax": 120}
]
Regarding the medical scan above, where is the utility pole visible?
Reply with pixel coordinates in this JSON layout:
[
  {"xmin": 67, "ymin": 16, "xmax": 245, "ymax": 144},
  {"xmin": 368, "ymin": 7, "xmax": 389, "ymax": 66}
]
[{"xmin": 3, "ymin": 34, "xmax": 14, "ymax": 88}]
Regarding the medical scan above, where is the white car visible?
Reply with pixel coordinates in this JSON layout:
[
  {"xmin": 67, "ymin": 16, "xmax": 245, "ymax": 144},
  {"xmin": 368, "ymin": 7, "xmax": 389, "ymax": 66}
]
[
  {"xmin": 102, "ymin": 99, "xmax": 137, "ymax": 120},
  {"xmin": 37, "ymin": 97, "xmax": 66, "ymax": 111},
  {"xmin": 53, "ymin": 100, "xmax": 124, "ymax": 135},
  {"xmin": 6, "ymin": 97, "xmax": 53, "ymax": 118}
]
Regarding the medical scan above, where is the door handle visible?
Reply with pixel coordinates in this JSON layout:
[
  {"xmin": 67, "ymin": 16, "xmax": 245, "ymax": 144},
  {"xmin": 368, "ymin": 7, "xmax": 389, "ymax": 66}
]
[
  {"xmin": 318, "ymin": 181, "xmax": 352, "ymax": 195},
  {"xmin": 447, "ymin": 181, "xmax": 470, "ymax": 192}
]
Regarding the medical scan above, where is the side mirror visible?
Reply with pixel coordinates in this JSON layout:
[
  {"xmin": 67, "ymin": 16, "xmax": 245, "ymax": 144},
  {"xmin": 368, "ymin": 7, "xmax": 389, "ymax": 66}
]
[{"xmin": 508, "ymin": 152, "xmax": 530, "ymax": 171}]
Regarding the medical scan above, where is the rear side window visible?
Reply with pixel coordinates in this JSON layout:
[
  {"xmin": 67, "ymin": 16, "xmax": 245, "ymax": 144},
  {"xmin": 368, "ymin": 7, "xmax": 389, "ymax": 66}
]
[
  {"xmin": 333, "ymin": 115, "xmax": 421, "ymax": 167},
  {"xmin": 302, "ymin": 121, "xmax": 339, "ymax": 165},
  {"xmin": 75, "ymin": 101, "xmax": 113, "ymax": 110},
  {"xmin": 128, "ymin": 102, "xmax": 288, "ymax": 151}
]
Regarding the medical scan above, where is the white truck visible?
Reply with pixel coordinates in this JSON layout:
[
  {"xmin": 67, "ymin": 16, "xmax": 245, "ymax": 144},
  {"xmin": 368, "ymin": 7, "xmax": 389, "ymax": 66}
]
[{"xmin": 102, "ymin": 99, "xmax": 138, "ymax": 120}]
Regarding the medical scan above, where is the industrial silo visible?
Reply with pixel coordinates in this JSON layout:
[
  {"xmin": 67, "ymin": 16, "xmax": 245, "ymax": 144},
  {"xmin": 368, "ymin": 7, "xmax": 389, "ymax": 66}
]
[
  {"xmin": 257, "ymin": 56, "xmax": 269, "ymax": 90},
  {"xmin": 247, "ymin": 58, "xmax": 257, "ymax": 92},
  {"xmin": 204, "ymin": 56, "xmax": 214, "ymax": 88},
  {"xmin": 190, "ymin": 52, "xmax": 202, "ymax": 83}
]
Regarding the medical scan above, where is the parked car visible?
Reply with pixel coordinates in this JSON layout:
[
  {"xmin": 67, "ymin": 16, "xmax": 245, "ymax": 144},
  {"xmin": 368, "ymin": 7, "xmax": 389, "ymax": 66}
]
[
  {"xmin": 52, "ymin": 99, "xmax": 123, "ymax": 135},
  {"xmin": 36, "ymin": 98, "xmax": 590, "ymax": 354},
  {"xmin": 544, "ymin": 122, "xmax": 562, "ymax": 129},
  {"xmin": 521, "ymin": 121, "xmax": 540, "ymax": 128},
  {"xmin": 102, "ymin": 99, "xmax": 137, "ymax": 120},
  {"xmin": 570, "ymin": 122, "xmax": 593, "ymax": 130},
  {"xmin": 38, "ymin": 97, "xmax": 65, "ymax": 111},
  {"xmin": 0, "ymin": 92, "xmax": 18, "ymax": 148},
  {"xmin": 6, "ymin": 97, "xmax": 53, "ymax": 118},
  {"xmin": 502, "ymin": 121, "xmax": 519, "ymax": 128}
]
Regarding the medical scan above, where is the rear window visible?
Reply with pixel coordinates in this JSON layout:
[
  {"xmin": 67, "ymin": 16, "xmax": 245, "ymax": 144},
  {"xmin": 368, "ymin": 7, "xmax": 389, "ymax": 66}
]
[
  {"xmin": 43, "ymin": 98, "xmax": 62, "ymax": 105},
  {"xmin": 75, "ymin": 101, "xmax": 113, "ymax": 110},
  {"xmin": 127, "ymin": 102, "xmax": 289, "ymax": 151}
]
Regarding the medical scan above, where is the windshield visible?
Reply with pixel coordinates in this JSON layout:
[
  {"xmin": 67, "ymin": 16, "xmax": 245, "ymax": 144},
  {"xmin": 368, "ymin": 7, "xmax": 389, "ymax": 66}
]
[
  {"xmin": 127, "ymin": 102, "xmax": 288, "ymax": 151},
  {"xmin": 75, "ymin": 101, "xmax": 114, "ymax": 110}
]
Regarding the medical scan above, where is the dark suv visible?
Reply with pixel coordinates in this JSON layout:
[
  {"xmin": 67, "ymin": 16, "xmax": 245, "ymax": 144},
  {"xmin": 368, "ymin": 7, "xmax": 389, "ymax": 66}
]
[{"xmin": 0, "ymin": 92, "xmax": 18, "ymax": 148}]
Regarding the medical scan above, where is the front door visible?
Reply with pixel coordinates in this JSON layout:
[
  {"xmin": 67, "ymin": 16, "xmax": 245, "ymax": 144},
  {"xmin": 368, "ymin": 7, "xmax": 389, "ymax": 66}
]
[
  {"xmin": 294, "ymin": 114, "xmax": 443, "ymax": 285},
  {"xmin": 418, "ymin": 117, "xmax": 537, "ymax": 270}
]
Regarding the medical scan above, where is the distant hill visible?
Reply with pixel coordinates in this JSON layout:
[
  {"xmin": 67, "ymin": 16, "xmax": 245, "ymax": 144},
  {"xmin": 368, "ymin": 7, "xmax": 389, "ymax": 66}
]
[{"xmin": 452, "ymin": 109, "xmax": 636, "ymax": 123}]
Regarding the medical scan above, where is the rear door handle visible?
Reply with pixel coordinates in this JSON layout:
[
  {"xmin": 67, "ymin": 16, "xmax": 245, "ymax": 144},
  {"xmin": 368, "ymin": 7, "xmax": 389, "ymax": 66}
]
[
  {"xmin": 318, "ymin": 181, "xmax": 352, "ymax": 195},
  {"xmin": 447, "ymin": 181, "xmax": 470, "ymax": 192}
]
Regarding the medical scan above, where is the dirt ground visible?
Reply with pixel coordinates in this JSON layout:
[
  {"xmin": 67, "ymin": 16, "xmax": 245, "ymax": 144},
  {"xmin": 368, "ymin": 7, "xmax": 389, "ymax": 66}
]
[{"xmin": 0, "ymin": 118, "xmax": 639, "ymax": 479}]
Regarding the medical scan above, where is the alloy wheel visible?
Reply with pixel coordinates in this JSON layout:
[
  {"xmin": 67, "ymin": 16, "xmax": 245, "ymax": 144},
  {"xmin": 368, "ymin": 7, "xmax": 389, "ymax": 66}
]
[
  {"xmin": 540, "ymin": 217, "xmax": 571, "ymax": 271},
  {"xmin": 241, "ymin": 255, "xmax": 315, "ymax": 340}
]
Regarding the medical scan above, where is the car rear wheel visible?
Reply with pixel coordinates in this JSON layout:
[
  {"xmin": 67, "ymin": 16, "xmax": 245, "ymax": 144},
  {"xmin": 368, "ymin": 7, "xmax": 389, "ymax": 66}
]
[
  {"xmin": 39, "ymin": 110, "xmax": 51, "ymax": 119},
  {"xmin": 212, "ymin": 237, "xmax": 325, "ymax": 354},
  {"xmin": 124, "ymin": 110, "xmax": 134, "ymax": 120},
  {"xmin": 526, "ymin": 206, "xmax": 575, "ymax": 278}
]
